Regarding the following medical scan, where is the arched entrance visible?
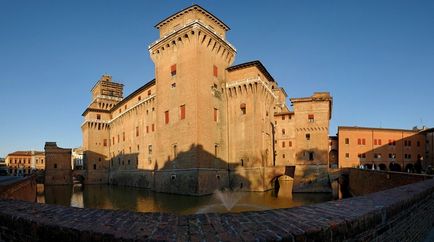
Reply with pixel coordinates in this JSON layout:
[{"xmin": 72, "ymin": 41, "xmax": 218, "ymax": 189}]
[
  {"xmin": 389, "ymin": 162, "xmax": 402, "ymax": 172},
  {"xmin": 378, "ymin": 163, "xmax": 387, "ymax": 171}
]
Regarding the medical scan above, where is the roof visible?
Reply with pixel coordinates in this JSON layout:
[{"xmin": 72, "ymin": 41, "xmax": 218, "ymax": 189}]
[
  {"xmin": 7, "ymin": 151, "xmax": 44, "ymax": 157},
  {"xmin": 290, "ymin": 92, "xmax": 332, "ymax": 103},
  {"xmin": 82, "ymin": 108, "xmax": 111, "ymax": 117},
  {"xmin": 338, "ymin": 126, "xmax": 423, "ymax": 133},
  {"xmin": 155, "ymin": 4, "xmax": 230, "ymax": 31},
  {"xmin": 274, "ymin": 111, "xmax": 294, "ymax": 116},
  {"xmin": 111, "ymin": 79, "xmax": 156, "ymax": 111},
  {"xmin": 227, "ymin": 60, "xmax": 275, "ymax": 83}
]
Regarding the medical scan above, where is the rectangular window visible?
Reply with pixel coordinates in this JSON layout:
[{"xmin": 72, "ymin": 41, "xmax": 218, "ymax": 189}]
[
  {"xmin": 117, "ymin": 135, "xmax": 120, "ymax": 143},
  {"xmin": 282, "ymin": 141, "xmax": 285, "ymax": 148},
  {"xmin": 123, "ymin": 132, "xmax": 125, "ymax": 141},
  {"xmin": 282, "ymin": 115, "xmax": 285, "ymax": 120},
  {"xmin": 345, "ymin": 138, "xmax": 349, "ymax": 144},
  {"xmin": 378, "ymin": 139, "xmax": 382, "ymax": 145},
  {"xmin": 96, "ymin": 114, "xmax": 101, "ymax": 120},
  {"xmin": 358, "ymin": 138, "xmax": 361, "ymax": 145},
  {"xmin": 136, "ymin": 126, "xmax": 139, "ymax": 137},
  {"xmin": 180, "ymin": 105, "xmax": 186, "ymax": 120},
  {"xmin": 148, "ymin": 145, "xmax": 152, "ymax": 155},
  {"xmin": 362, "ymin": 138, "xmax": 366, "ymax": 145},
  {"xmin": 345, "ymin": 153, "xmax": 349, "ymax": 158},
  {"xmin": 165, "ymin": 111, "xmax": 169, "ymax": 124},
  {"xmin": 171, "ymin": 64, "xmax": 176, "ymax": 76},
  {"xmin": 240, "ymin": 103, "xmax": 246, "ymax": 115},
  {"xmin": 103, "ymin": 139, "xmax": 107, "ymax": 147},
  {"xmin": 112, "ymin": 137, "xmax": 115, "ymax": 145},
  {"xmin": 374, "ymin": 139, "xmax": 377, "ymax": 145},
  {"xmin": 138, "ymin": 96, "xmax": 141, "ymax": 101},
  {"xmin": 308, "ymin": 114, "xmax": 314, "ymax": 123},
  {"xmin": 306, "ymin": 133, "xmax": 311, "ymax": 140},
  {"xmin": 146, "ymin": 126, "xmax": 149, "ymax": 133},
  {"xmin": 289, "ymin": 141, "xmax": 292, "ymax": 147},
  {"xmin": 308, "ymin": 152, "xmax": 314, "ymax": 161},
  {"xmin": 148, "ymin": 90, "xmax": 151, "ymax": 96},
  {"xmin": 214, "ymin": 108, "xmax": 218, "ymax": 122},
  {"xmin": 152, "ymin": 124, "xmax": 155, "ymax": 132},
  {"xmin": 213, "ymin": 65, "xmax": 218, "ymax": 77}
]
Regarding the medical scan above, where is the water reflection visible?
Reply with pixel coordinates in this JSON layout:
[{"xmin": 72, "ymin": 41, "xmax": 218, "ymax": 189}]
[{"xmin": 37, "ymin": 180, "xmax": 333, "ymax": 215}]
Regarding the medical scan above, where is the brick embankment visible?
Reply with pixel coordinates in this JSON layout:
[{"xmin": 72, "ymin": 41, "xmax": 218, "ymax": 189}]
[
  {"xmin": 0, "ymin": 175, "xmax": 36, "ymax": 202},
  {"xmin": 1, "ymin": 176, "xmax": 434, "ymax": 241}
]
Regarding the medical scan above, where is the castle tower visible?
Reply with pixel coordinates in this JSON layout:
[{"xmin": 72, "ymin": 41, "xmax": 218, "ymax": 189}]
[
  {"xmin": 148, "ymin": 5, "xmax": 236, "ymax": 194},
  {"xmin": 81, "ymin": 74, "xmax": 124, "ymax": 183}
]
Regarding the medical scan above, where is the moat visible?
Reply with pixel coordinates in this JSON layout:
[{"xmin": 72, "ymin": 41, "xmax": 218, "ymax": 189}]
[{"xmin": 36, "ymin": 181, "xmax": 333, "ymax": 214}]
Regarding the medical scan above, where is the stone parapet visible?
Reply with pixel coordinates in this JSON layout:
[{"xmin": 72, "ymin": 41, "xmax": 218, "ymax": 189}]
[{"xmin": 1, "ymin": 172, "xmax": 434, "ymax": 241}]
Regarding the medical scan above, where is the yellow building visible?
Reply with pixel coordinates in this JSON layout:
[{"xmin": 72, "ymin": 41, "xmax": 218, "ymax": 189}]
[
  {"xmin": 6, "ymin": 151, "xmax": 45, "ymax": 175},
  {"xmin": 81, "ymin": 5, "xmax": 332, "ymax": 194}
]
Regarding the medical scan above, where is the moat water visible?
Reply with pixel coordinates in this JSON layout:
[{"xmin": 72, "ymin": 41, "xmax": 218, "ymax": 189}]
[{"xmin": 36, "ymin": 181, "xmax": 333, "ymax": 214}]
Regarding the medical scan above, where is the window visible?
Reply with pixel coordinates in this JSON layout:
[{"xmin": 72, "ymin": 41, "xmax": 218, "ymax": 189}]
[
  {"xmin": 165, "ymin": 111, "xmax": 169, "ymax": 124},
  {"xmin": 308, "ymin": 152, "xmax": 314, "ymax": 161},
  {"xmin": 358, "ymin": 138, "xmax": 361, "ymax": 145},
  {"xmin": 282, "ymin": 141, "xmax": 285, "ymax": 148},
  {"xmin": 112, "ymin": 137, "xmax": 115, "ymax": 145},
  {"xmin": 240, "ymin": 103, "xmax": 246, "ymax": 115},
  {"xmin": 345, "ymin": 138, "xmax": 349, "ymax": 144},
  {"xmin": 378, "ymin": 139, "xmax": 382, "ymax": 145},
  {"xmin": 124, "ymin": 104, "xmax": 127, "ymax": 110},
  {"xmin": 282, "ymin": 129, "xmax": 286, "ymax": 135},
  {"xmin": 306, "ymin": 133, "xmax": 311, "ymax": 140},
  {"xmin": 214, "ymin": 144, "xmax": 219, "ymax": 157},
  {"xmin": 362, "ymin": 138, "xmax": 366, "ymax": 145},
  {"xmin": 374, "ymin": 139, "xmax": 377, "ymax": 145},
  {"xmin": 117, "ymin": 135, "xmax": 120, "ymax": 143},
  {"xmin": 345, "ymin": 153, "xmax": 349, "ymax": 158},
  {"xmin": 171, "ymin": 64, "xmax": 177, "ymax": 76},
  {"xmin": 214, "ymin": 108, "xmax": 218, "ymax": 122},
  {"xmin": 282, "ymin": 115, "xmax": 285, "ymax": 120},
  {"xmin": 123, "ymin": 132, "xmax": 125, "ymax": 141},
  {"xmin": 136, "ymin": 126, "xmax": 139, "ymax": 137},
  {"xmin": 180, "ymin": 105, "xmax": 186, "ymax": 120},
  {"xmin": 148, "ymin": 145, "xmax": 153, "ymax": 155},
  {"xmin": 213, "ymin": 65, "xmax": 218, "ymax": 77},
  {"xmin": 96, "ymin": 114, "xmax": 101, "ymax": 120},
  {"xmin": 103, "ymin": 139, "xmax": 107, "ymax": 147},
  {"xmin": 173, "ymin": 144, "xmax": 177, "ymax": 158},
  {"xmin": 138, "ymin": 96, "xmax": 141, "ymax": 101},
  {"xmin": 93, "ymin": 164, "xmax": 96, "ymax": 170},
  {"xmin": 148, "ymin": 90, "xmax": 151, "ymax": 96},
  {"xmin": 54, "ymin": 163, "xmax": 57, "ymax": 169},
  {"xmin": 152, "ymin": 124, "xmax": 155, "ymax": 132},
  {"xmin": 146, "ymin": 126, "xmax": 149, "ymax": 133},
  {"xmin": 308, "ymin": 114, "xmax": 314, "ymax": 123},
  {"xmin": 171, "ymin": 82, "xmax": 176, "ymax": 88},
  {"xmin": 289, "ymin": 141, "xmax": 292, "ymax": 147},
  {"xmin": 282, "ymin": 154, "xmax": 286, "ymax": 159}
]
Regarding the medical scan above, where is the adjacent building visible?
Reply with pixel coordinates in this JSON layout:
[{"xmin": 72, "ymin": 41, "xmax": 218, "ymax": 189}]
[
  {"xmin": 81, "ymin": 5, "xmax": 333, "ymax": 194},
  {"xmin": 5, "ymin": 151, "xmax": 45, "ymax": 176},
  {"xmin": 337, "ymin": 126, "xmax": 427, "ymax": 172},
  {"xmin": 44, "ymin": 142, "xmax": 72, "ymax": 185}
]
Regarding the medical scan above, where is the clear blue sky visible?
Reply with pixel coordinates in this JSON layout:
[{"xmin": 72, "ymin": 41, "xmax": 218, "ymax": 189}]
[{"xmin": 1, "ymin": 0, "xmax": 433, "ymax": 157}]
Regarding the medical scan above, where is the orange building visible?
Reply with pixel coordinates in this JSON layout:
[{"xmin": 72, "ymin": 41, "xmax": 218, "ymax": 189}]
[
  {"xmin": 5, "ymin": 151, "xmax": 45, "ymax": 175},
  {"xmin": 338, "ymin": 126, "xmax": 426, "ymax": 172}
]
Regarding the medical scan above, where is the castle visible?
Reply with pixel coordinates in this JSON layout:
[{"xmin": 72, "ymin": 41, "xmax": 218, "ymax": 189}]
[{"xmin": 81, "ymin": 5, "xmax": 332, "ymax": 195}]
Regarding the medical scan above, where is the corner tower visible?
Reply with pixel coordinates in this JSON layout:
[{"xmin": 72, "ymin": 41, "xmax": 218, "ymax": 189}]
[
  {"xmin": 81, "ymin": 74, "xmax": 123, "ymax": 183},
  {"xmin": 148, "ymin": 5, "xmax": 236, "ymax": 195}
]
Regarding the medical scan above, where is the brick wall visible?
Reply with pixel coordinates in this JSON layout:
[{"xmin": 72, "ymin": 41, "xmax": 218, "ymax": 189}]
[
  {"xmin": 0, "ymin": 175, "xmax": 36, "ymax": 202},
  {"xmin": 346, "ymin": 168, "xmax": 432, "ymax": 196},
  {"xmin": 1, "ymin": 173, "xmax": 434, "ymax": 241}
]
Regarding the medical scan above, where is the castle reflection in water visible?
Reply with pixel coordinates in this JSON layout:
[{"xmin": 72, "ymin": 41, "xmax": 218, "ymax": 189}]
[{"xmin": 36, "ymin": 182, "xmax": 333, "ymax": 215}]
